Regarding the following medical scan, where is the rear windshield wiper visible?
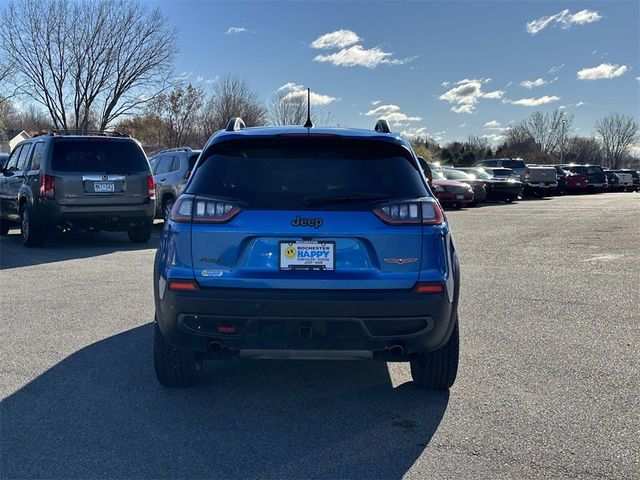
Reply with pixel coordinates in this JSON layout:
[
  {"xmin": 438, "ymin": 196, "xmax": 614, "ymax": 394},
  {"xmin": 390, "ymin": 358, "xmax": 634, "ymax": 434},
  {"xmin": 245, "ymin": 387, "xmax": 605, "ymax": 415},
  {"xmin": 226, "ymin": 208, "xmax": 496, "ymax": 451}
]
[{"xmin": 303, "ymin": 194, "xmax": 390, "ymax": 207}]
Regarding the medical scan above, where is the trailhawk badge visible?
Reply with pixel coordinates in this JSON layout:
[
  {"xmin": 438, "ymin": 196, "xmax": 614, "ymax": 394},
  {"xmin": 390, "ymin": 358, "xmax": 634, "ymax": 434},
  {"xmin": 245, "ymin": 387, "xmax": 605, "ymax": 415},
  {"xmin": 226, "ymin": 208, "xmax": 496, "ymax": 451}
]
[{"xmin": 384, "ymin": 258, "xmax": 418, "ymax": 265}]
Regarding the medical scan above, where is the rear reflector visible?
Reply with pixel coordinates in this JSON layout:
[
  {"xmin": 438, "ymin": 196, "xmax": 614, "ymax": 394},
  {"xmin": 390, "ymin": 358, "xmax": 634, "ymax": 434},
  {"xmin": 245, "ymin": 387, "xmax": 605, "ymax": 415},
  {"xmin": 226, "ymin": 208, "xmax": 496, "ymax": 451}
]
[
  {"xmin": 415, "ymin": 283, "xmax": 444, "ymax": 294},
  {"xmin": 217, "ymin": 326, "xmax": 237, "ymax": 334},
  {"xmin": 167, "ymin": 280, "xmax": 198, "ymax": 292}
]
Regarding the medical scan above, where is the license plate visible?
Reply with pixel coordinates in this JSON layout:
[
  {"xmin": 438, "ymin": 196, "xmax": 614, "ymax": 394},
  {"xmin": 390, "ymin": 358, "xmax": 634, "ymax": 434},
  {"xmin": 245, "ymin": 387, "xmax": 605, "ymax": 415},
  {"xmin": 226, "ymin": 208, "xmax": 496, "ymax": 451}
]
[
  {"xmin": 94, "ymin": 181, "xmax": 115, "ymax": 193},
  {"xmin": 576, "ymin": 183, "xmax": 582, "ymax": 186},
  {"xmin": 279, "ymin": 241, "xmax": 335, "ymax": 271},
  {"xmin": 456, "ymin": 194, "xmax": 464, "ymax": 200}
]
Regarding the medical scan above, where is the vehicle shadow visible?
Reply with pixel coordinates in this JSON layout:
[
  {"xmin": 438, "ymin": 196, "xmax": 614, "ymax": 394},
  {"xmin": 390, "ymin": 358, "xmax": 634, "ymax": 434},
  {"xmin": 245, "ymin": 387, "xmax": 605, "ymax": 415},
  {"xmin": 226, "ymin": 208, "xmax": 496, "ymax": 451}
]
[
  {"xmin": 0, "ymin": 223, "xmax": 163, "ymax": 270},
  {"xmin": 0, "ymin": 324, "xmax": 449, "ymax": 479}
]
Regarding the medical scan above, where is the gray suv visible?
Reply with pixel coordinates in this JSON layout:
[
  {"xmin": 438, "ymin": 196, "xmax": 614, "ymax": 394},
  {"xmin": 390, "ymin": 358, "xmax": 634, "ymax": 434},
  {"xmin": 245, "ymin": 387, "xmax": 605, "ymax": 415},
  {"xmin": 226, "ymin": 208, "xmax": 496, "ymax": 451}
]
[
  {"xmin": 0, "ymin": 132, "xmax": 155, "ymax": 246},
  {"xmin": 149, "ymin": 148, "xmax": 201, "ymax": 220}
]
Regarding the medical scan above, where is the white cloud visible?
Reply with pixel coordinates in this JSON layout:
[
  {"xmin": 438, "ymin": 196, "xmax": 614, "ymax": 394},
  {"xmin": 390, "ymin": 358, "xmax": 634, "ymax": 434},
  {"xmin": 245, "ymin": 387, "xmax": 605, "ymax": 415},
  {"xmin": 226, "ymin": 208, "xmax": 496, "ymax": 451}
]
[
  {"xmin": 311, "ymin": 30, "xmax": 360, "ymax": 49},
  {"xmin": 636, "ymin": 77, "xmax": 640, "ymax": 82},
  {"xmin": 526, "ymin": 9, "xmax": 602, "ymax": 35},
  {"xmin": 481, "ymin": 133, "xmax": 506, "ymax": 143},
  {"xmin": 175, "ymin": 71, "xmax": 191, "ymax": 81},
  {"xmin": 520, "ymin": 78, "xmax": 546, "ymax": 89},
  {"xmin": 196, "ymin": 75, "xmax": 204, "ymax": 82},
  {"xmin": 400, "ymin": 127, "xmax": 428, "ymax": 138},
  {"xmin": 506, "ymin": 81, "xmax": 513, "ymax": 87},
  {"xmin": 225, "ymin": 27, "xmax": 250, "ymax": 35},
  {"xmin": 458, "ymin": 123, "xmax": 466, "ymax": 128},
  {"xmin": 574, "ymin": 101, "xmax": 587, "ymax": 107},
  {"xmin": 484, "ymin": 120, "xmax": 501, "ymax": 128},
  {"xmin": 363, "ymin": 104, "xmax": 422, "ymax": 123},
  {"xmin": 371, "ymin": 99, "xmax": 382, "ymax": 105},
  {"xmin": 441, "ymin": 81, "xmax": 450, "ymax": 87},
  {"xmin": 482, "ymin": 90, "xmax": 504, "ymax": 99},
  {"xmin": 314, "ymin": 45, "xmax": 413, "ymax": 68},
  {"xmin": 277, "ymin": 83, "xmax": 339, "ymax": 105},
  {"xmin": 548, "ymin": 64, "xmax": 565, "ymax": 74},
  {"xmin": 577, "ymin": 63, "xmax": 627, "ymax": 80},
  {"xmin": 507, "ymin": 95, "xmax": 561, "ymax": 107},
  {"xmin": 438, "ymin": 79, "xmax": 503, "ymax": 113}
]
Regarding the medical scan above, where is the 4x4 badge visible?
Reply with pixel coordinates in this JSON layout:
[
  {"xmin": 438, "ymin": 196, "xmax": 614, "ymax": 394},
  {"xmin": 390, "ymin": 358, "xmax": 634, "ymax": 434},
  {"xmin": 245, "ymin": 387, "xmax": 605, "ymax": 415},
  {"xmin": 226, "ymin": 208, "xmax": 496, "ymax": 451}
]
[{"xmin": 384, "ymin": 258, "xmax": 418, "ymax": 265}]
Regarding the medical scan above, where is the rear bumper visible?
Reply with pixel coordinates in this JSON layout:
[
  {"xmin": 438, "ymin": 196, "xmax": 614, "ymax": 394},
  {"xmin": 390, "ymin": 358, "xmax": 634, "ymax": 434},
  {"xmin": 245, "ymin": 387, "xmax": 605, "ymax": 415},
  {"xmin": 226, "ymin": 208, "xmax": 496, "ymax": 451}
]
[
  {"xmin": 37, "ymin": 199, "xmax": 154, "ymax": 230},
  {"xmin": 154, "ymin": 285, "xmax": 457, "ymax": 360}
]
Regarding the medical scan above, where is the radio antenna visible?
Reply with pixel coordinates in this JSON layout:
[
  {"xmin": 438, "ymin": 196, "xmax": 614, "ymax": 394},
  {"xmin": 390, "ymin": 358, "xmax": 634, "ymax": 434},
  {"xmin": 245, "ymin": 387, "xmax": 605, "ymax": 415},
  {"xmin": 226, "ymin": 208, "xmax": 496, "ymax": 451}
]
[{"xmin": 303, "ymin": 88, "xmax": 313, "ymax": 128}]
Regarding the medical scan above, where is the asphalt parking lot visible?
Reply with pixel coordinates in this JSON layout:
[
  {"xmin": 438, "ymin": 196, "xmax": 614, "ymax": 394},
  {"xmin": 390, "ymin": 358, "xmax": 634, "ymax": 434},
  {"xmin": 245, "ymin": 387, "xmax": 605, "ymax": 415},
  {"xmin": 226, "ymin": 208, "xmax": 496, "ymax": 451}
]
[{"xmin": 1, "ymin": 192, "xmax": 638, "ymax": 479}]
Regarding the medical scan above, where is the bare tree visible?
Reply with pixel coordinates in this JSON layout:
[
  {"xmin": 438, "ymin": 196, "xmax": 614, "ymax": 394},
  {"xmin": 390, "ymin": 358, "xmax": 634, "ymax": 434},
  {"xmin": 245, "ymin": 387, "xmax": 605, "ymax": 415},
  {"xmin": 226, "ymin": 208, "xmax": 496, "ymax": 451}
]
[
  {"xmin": 524, "ymin": 110, "xmax": 573, "ymax": 154},
  {"xmin": 595, "ymin": 114, "xmax": 639, "ymax": 169},
  {"xmin": 269, "ymin": 93, "xmax": 306, "ymax": 126},
  {"xmin": 268, "ymin": 91, "xmax": 334, "ymax": 127},
  {"xmin": 200, "ymin": 75, "xmax": 267, "ymax": 133},
  {"xmin": 564, "ymin": 136, "xmax": 602, "ymax": 165},
  {"xmin": 148, "ymin": 83, "xmax": 205, "ymax": 148},
  {"xmin": 0, "ymin": 0, "xmax": 177, "ymax": 132}
]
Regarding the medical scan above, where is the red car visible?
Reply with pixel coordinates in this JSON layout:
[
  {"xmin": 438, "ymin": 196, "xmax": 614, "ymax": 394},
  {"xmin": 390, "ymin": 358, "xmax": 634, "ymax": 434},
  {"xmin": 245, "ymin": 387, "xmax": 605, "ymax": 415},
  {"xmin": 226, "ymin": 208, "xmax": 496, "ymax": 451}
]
[
  {"xmin": 430, "ymin": 169, "xmax": 475, "ymax": 207},
  {"xmin": 565, "ymin": 172, "xmax": 588, "ymax": 193}
]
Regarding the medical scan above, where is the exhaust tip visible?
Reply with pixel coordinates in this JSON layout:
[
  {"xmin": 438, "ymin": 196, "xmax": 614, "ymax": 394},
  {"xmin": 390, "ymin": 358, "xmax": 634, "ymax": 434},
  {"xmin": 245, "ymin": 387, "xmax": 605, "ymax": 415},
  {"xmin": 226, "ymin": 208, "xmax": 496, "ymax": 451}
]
[
  {"xmin": 388, "ymin": 344, "xmax": 405, "ymax": 356},
  {"xmin": 208, "ymin": 341, "xmax": 224, "ymax": 353}
]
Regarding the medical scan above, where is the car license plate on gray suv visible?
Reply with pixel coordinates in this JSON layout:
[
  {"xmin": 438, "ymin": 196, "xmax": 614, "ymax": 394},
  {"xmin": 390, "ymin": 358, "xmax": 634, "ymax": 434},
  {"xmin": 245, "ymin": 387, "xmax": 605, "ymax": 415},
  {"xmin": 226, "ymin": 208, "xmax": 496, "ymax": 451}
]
[{"xmin": 94, "ymin": 181, "xmax": 115, "ymax": 193}]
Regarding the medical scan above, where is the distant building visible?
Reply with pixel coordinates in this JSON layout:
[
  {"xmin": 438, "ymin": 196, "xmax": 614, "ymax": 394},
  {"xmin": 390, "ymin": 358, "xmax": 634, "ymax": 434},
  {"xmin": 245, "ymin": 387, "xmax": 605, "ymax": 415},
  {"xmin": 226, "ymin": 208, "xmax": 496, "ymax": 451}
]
[{"xmin": 0, "ymin": 130, "xmax": 30, "ymax": 153}]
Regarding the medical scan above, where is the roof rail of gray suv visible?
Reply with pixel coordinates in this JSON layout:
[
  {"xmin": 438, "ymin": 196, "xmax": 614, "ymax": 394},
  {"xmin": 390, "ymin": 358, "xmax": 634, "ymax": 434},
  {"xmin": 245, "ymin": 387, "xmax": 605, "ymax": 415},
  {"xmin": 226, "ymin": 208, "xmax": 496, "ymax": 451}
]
[
  {"xmin": 154, "ymin": 147, "xmax": 194, "ymax": 155},
  {"xmin": 32, "ymin": 130, "xmax": 130, "ymax": 138}
]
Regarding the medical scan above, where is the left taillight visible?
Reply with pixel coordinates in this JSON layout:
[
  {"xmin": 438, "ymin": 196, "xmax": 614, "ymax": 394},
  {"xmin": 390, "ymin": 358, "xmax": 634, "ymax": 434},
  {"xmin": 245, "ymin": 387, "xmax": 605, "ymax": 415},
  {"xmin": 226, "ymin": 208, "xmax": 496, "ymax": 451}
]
[
  {"xmin": 147, "ymin": 175, "xmax": 155, "ymax": 199},
  {"xmin": 373, "ymin": 199, "xmax": 444, "ymax": 226},
  {"xmin": 40, "ymin": 175, "xmax": 55, "ymax": 199},
  {"xmin": 170, "ymin": 196, "xmax": 242, "ymax": 224}
]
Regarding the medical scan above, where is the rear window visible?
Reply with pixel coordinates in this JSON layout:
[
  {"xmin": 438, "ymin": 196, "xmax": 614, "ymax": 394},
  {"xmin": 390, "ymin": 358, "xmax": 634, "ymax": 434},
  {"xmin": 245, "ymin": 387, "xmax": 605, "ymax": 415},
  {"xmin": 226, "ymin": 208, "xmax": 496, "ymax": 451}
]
[
  {"xmin": 443, "ymin": 169, "xmax": 472, "ymax": 180},
  {"xmin": 52, "ymin": 139, "xmax": 148, "ymax": 173},
  {"xmin": 501, "ymin": 160, "xmax": 526, "ymax": 169},
  {"xmin": 188, "ymin": 139, "xmax": 427, "ymax": 210}
]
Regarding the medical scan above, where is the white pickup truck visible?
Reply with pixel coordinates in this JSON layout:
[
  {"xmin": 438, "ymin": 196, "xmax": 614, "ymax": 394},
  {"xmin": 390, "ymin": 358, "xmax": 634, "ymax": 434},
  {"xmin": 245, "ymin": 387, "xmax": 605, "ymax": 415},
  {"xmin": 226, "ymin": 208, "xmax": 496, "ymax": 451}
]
[{"xmin": 473, "ymin": 158, "xmax": 558, "ymax": 195}]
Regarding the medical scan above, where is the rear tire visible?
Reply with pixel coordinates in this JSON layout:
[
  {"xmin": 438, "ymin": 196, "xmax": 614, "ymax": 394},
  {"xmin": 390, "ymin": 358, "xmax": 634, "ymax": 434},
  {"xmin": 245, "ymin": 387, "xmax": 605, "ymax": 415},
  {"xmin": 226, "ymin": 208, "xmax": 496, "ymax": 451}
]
[
  {"xmin": 154, "ymin": 322, "xmax": 203, "ymax": 388},
  {"xmin": 411, "ymin": 318, "xmax": 459, "ymax": 390},
  {"xmin": 127, "ymin": 220, "xmax": 152, "ymax": 243},
  {"xmin": 20, "ymin": 205, "xmax": 44, "ymax": 247},
  {"xmin": 163, "ymin": 197, "xmax": 175, "ymax": 222}
]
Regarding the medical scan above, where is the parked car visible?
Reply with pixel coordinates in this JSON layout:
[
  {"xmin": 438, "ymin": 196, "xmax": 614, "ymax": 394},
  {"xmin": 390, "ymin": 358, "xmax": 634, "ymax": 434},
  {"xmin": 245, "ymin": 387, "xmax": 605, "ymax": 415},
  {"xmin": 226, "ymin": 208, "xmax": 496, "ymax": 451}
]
[
  {"xmin": 441, "ymin": 167, "xmax": 486, "ymax": 206},
  {"xmin": 604, "ymin": 170, "xmax": 622, "ymax": 191},
  {"xmin": 559, "ymin": 164, "xmax": 607, "ymax": 193},
  {"xmin": 474, "ymin": 158, "xmax": 557, "ymax": 195},
  {"xmin": 552, "ymin": 166, "xmax": 567, "ymax": 194},
  {"xmin": 149, "ymin": 147, "xmax": 201, "ymax": 220},
  {"xmin": 606, "ymin": 170, "xmax": 634, "ymax": 192},
  {"xmin": 422, "ymin": 162, "xmax": 474, "ymax": 207},
  {"xmin": 564, "ymin": 170, "xmax": 589, "ymax": 193},
  {"xmin": 614, "ymin": 169, "xmax": 640, "ymax": 192},
  {"xmin": 154, "ymin": 118, "xmax": 461, "ymax": 390},
  {"xmin": 0, "ymin": 153, "xmax": 9, "ymax": 169},
  {"xmin": 457, "ymin": 167, "xmax": 522, "ymax": 202},
  {"xmin": 0, "ymin": 131, "xmax": 155, "ymax": 246}
]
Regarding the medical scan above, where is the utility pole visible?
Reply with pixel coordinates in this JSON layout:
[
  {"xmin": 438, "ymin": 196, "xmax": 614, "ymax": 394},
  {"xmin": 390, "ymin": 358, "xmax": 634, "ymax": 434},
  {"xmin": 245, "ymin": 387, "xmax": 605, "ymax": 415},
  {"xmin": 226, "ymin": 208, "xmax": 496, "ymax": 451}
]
[{"xmin": 559, "ymin": 119, "xmax": 566, "ymax": 164}]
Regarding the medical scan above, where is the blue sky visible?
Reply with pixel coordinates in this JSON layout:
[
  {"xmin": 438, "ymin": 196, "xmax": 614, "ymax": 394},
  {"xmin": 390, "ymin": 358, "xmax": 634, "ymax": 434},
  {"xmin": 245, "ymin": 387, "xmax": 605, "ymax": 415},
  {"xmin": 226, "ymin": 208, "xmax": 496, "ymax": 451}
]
[{"xmin": 131, "ymin": 1, "xmax": 637, "ymax": 142}]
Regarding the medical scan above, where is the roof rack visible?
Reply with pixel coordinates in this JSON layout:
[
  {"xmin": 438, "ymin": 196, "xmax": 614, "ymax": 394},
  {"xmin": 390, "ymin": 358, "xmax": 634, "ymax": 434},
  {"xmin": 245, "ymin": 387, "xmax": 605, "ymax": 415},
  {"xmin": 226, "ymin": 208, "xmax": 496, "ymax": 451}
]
[
  {"xmin": 154, "ymin": 147, "xmax": 193, "ymax": 155},
  {"xmin": 32, "ymin": 129, "xmax": 130, "ymax": 138},
  {"xmin": 374, "ymin": 119, "xmax": 391, "ymax": 133},
  {"xmin": 225, "ymin": 117, "xmax": 246, "ymax": 132}
]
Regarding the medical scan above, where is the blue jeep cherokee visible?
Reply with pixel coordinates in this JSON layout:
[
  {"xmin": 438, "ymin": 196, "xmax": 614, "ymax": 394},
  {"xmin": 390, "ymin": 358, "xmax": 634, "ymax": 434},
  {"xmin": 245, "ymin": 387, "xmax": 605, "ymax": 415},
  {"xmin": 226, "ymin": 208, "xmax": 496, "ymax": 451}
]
[{"xmin": 153, "ymin": 119, "xmax": 460, "ymax": 389}]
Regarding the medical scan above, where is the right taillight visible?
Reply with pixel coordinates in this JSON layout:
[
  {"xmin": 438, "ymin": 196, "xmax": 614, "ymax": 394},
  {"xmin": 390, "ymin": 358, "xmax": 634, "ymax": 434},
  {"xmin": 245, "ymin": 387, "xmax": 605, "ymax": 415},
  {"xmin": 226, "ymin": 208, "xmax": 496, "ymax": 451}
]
[
  {"xmin": 147, "ymin": 175, "xmax": 155, "ymax": 199},
  {"xmin": 40, "ymin": 175, "xmax": 55, "ymax": 198},
  {"xmin": 170, "ymin": 196, "xmax": 242, "ymax": 224},
  {"xmin": 373, "ymin": 199, "xmax": 444, "ymax": 226}
]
